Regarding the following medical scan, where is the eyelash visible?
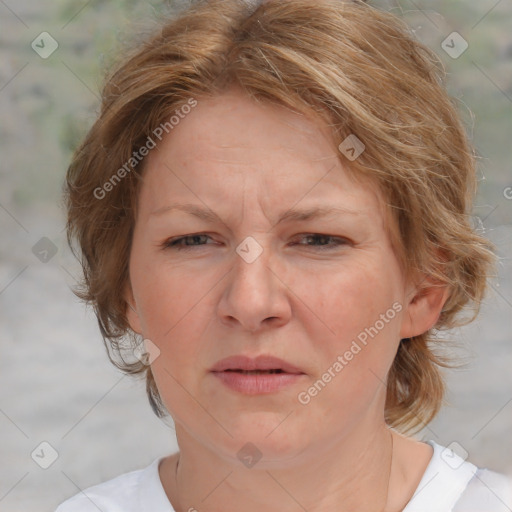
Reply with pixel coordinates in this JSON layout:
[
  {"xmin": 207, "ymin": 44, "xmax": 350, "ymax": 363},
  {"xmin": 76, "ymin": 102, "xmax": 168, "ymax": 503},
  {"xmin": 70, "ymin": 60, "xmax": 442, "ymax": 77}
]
[{"xmin": 162, "ymin": 233, "xmax": 349, "ymax": 251}]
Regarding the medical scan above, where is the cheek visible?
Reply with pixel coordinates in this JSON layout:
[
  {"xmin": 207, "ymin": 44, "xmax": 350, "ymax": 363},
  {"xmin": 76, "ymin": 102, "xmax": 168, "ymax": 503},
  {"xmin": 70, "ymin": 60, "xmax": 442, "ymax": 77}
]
[
  {"xmin": 131, "ymin": 255, "xmax": 214, "ymax": 418},
  {"xmin": 307, "ymin": 257, "xmax": 403, "ymax": 349},
  {"xmin": 302, "ymin": 256, "xmax": 404, "ymax": 411},
  {"xmin": 129, "ymin": 246, "xmax": 230, "ymax": 386},
  {"xmin": 130, "ymin": 244, "xmax": 208, "ymax": 338}
]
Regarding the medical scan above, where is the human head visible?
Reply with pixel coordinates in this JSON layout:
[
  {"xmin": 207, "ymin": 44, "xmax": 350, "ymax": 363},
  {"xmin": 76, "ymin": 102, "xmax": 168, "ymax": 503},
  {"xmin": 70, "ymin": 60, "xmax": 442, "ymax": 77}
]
[{"xmin": 65, "ymin": 0, "xmax": 494, "ymax": 434}]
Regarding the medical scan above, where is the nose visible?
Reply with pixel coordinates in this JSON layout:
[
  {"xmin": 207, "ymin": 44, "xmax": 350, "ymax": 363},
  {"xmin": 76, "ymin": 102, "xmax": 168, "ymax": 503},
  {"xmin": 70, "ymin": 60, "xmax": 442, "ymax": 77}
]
[{"xmin": 217, "ymin": 238, "xmax": 292, "ymax": 333}]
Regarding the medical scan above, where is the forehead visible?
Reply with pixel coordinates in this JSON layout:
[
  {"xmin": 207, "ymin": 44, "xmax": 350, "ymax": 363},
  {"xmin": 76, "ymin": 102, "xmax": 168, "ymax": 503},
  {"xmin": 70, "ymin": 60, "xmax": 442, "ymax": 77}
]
[
  {"xmin": 138, "ymin": 87, "xmax": 386, "ymax": 225},
  {"xmin": 161, "ymin": 87, "xmax": 338, "ymax": 167}
]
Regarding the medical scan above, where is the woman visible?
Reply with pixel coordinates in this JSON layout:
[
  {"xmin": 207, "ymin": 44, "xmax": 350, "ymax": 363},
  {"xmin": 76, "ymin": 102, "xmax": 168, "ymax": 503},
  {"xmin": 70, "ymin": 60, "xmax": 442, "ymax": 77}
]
[{"xmin": 57, "ymin": 0, "xmax": 511, "ymax": 510}]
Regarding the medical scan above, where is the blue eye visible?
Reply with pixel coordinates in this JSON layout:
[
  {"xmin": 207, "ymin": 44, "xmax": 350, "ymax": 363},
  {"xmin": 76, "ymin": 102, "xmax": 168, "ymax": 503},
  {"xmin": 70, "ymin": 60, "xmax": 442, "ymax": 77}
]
[
  {"xmin": 294, "ymin": 234, "xmax": 348, "ymax": 250},
  {"xmin": 164, "ymin": 234, "xmax": 212, "ymax": 250},
  {"xmin": 163, "ymin": 233, "xmax": 348, "ymax": 251}
]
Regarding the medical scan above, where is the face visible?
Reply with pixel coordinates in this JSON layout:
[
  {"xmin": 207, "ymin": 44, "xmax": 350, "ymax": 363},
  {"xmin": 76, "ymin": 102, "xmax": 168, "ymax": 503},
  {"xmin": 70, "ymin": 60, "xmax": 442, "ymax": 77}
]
[{"xmin": 126, "ymin": 87, "xmax": 436, "ymax": 466}]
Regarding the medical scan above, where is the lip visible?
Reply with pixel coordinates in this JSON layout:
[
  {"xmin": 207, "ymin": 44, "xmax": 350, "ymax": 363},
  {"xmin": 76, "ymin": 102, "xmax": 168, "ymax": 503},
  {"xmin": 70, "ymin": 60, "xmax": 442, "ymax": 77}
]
[
  {"xmin": 210, "ymin": 355, "xmax": 306, "ymax": 395},
  {"xmin": 210, "ymin": 355, "xmax": 304, "ymax": 374}
]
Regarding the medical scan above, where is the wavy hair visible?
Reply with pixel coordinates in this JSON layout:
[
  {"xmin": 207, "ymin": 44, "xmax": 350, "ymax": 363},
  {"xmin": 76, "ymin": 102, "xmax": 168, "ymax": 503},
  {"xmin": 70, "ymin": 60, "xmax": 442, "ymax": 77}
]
[{"xmin": 65, "ymin": 0, "xmax": 495, "ymax": 433}]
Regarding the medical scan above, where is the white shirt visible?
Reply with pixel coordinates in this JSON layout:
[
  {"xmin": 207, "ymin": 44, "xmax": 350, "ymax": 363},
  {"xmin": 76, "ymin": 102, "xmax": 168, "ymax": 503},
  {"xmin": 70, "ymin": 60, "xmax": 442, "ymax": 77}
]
[{"xmin": 55, "ymin": 441, "xmax": 511, "ymax": 512}]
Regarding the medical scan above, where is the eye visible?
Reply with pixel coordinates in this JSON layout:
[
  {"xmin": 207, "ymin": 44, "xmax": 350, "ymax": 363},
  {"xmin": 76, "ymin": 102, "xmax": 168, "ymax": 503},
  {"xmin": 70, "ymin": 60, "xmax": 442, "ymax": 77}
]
[
  {"xmin": 292, "ymin": 234, "xmax": 350, "ymax": 250},
  {"xmin": 161, "ymin": 233, "xmax": 350, "ymax": 252},
  {"xmin": 162, "ymin": 233, "xmax": 214, "ymax": 250}
]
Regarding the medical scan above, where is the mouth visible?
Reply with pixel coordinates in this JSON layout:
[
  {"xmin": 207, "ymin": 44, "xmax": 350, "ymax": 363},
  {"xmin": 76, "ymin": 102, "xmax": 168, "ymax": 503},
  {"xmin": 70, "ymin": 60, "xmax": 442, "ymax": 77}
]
[
  {"xmin": 223, "ymin": 369, "xmax": 287, "ymax": 375},
  {"xmin": 210, "ymin": 355, "xmax": 306, "ymax": 394},
  {"xmin": 210, "ymin": 354, "xmax": 304, "ymax": 374}
]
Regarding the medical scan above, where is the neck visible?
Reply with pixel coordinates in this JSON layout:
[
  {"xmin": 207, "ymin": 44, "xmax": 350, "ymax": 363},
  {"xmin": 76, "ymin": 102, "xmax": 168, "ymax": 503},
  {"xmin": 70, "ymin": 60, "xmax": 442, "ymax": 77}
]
[{"xmin": 164, "ymin": 422, "xmax": 395, "ymax": 512}]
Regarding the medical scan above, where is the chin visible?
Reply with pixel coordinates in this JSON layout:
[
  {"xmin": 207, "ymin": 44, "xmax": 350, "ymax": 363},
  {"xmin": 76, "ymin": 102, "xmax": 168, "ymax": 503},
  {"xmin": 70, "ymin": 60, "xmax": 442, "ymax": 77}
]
[{"xmin": 210, "ymin": 413, "xmax": 310, "ymax": 468}]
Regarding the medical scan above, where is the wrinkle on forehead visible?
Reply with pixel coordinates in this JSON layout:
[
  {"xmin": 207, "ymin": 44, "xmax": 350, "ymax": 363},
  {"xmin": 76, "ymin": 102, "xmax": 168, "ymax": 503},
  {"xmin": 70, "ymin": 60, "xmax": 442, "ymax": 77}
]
[{"xmin": 138, "ymin": 86, "xmax": 388, "ymax": 237}]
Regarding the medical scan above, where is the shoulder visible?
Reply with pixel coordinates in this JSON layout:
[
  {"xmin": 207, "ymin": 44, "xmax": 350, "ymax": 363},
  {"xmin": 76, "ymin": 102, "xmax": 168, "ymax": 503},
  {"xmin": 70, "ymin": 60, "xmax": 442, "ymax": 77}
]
[
  {"xmin": 55, "ymin": 467, "xmax": 141, "ymax": 512},
  {"xmin": 55, "ymin": 457, "xmax": 174, "ymax": 512},
  {"xmin": 404, "ymin": 441, "xmax": 512, "ymax": 512},
  {"xmin": 453, "ymin": 467, "xmax": 512, "ymax": 512}
]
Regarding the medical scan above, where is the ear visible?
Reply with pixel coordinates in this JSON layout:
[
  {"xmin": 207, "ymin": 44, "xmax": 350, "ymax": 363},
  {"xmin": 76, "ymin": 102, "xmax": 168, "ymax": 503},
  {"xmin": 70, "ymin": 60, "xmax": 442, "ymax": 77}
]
[
  {"xmin": 124, "ymin": 283, "xmax": 143, "ymax": 335},
  {"xmin": 400, "ymin": 277, "xmax": 450, "ymax": 339}
]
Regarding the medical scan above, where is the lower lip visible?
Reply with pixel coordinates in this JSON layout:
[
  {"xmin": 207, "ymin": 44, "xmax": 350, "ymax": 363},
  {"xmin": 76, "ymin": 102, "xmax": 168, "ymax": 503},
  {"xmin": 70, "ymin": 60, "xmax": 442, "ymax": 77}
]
[{"xmin": 212, "ymin": 371, "xmax": 305, "ymax": 394}]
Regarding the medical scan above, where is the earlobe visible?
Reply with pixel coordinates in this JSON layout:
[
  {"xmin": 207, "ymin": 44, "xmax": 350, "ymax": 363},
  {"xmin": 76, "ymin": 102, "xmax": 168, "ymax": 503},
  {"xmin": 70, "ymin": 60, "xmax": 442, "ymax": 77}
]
[{"xmin": 400, "ymin": 279, "xmax": 450, "ymax": 339}]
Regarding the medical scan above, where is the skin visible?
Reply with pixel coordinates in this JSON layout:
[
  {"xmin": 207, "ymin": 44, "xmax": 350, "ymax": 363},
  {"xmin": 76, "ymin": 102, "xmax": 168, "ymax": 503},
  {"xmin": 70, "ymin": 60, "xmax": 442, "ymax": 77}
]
[{"xmin": 125, "ymin": 86, "xmax": 449, "ymax": 512}]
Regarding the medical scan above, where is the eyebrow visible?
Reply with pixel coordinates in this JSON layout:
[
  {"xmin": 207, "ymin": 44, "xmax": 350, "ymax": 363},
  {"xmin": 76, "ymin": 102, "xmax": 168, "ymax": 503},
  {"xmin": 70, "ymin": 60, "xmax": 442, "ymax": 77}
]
[{"xmin": 150, "ymin": 203, "xmax": 361, "ymax": 225}]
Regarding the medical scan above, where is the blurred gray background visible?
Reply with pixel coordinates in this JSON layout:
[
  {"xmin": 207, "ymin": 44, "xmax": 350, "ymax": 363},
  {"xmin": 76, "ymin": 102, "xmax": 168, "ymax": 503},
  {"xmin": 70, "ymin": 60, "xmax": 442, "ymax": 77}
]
[{"xmin": 0, "ymin": 1, "xmax": 511, "ymax": 511}]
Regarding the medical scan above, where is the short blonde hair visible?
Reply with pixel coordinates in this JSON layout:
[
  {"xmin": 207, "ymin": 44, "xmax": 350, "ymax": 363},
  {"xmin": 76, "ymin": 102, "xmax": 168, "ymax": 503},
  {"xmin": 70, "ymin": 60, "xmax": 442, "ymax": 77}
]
[{"xmin": 65, "ymin": 0, "xmax": 495, "ymax": 433}]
